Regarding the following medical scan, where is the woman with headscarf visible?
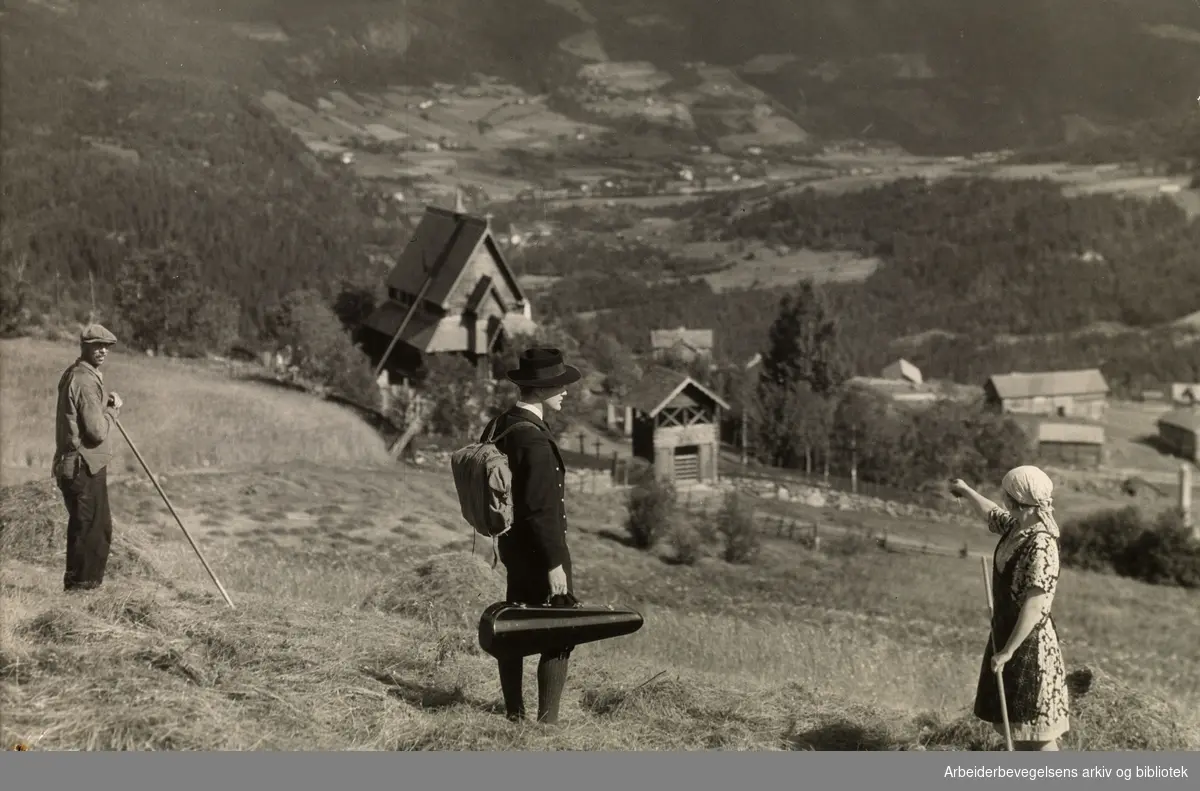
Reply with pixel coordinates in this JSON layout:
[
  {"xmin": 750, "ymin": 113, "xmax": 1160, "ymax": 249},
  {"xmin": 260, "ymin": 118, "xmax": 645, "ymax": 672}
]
[{"xmin": 950, "ymin": 466, "xmax": 1070, "ymax": 751}]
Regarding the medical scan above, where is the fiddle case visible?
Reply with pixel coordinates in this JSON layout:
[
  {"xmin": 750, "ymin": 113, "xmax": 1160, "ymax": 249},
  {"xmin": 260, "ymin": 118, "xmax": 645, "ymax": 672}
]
[{"xmin": 478, "ymin": 596, "xmax": 644, "ymax": 659}]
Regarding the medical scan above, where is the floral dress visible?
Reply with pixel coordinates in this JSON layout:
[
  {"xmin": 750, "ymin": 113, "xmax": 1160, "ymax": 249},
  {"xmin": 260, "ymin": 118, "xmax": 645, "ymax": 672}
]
[{"xmin": 972, "ymin": 507, "xmax": 1070, "ymax": 743}]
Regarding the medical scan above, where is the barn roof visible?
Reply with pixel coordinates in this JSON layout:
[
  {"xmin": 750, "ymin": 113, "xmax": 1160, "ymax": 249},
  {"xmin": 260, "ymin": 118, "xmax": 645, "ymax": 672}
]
[
  {"xmin": 986, "ymin": 369, "xmax": 1109, "ymax": 399},
  {"xmin": 361, "ymin": 301, "xmax": 484, "ymax": 354},
  {"xmin": 650, "ymin": 327, "xmax": 714, "ymax": 353},
  {"xmin": 1158, "ymin": 406, "xmax": 1200, "ymax": 433},
  {"xmin": 1036, "ymin": 420, "xmax": 1106, "ymax": 445},
  {"xmin": 385, "ymin": 206, "xmax": 526, "ymax": 310},
  {"xmin": 882, "ymin": 358, "xmax": 922, "ymax": 383},
  {"xmin": 624, "ymin": 366, "xmax": 731, "ymax": 417}
]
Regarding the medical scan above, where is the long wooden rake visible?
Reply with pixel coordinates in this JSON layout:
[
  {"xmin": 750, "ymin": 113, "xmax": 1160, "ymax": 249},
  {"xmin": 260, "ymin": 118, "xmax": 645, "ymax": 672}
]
[
  {"xmin": 115, "ymin": 418, "xmax": 235, "ymax": 609},
  {"xmin": 980, "ymin": 555, "xmax": 1014, "ymax": 751}
]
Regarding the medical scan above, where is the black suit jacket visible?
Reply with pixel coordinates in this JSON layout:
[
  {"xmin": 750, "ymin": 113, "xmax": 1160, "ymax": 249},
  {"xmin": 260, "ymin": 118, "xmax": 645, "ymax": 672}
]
[{"xmin": 482, "ymin": 406, "xmax": 569, "ymax": 572}]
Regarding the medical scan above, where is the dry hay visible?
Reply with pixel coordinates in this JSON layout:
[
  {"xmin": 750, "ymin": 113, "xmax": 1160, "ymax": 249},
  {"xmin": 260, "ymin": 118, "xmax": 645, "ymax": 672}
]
[
  {"xmin": 0, "ymin": 479, "xmax": 159, "ymax": 579},
  {"xmin": 359, "ymin": 550, "xmax": 506, "ymax": 631},
  {"xmin": 574, "ymin": 669, "xmax": 920, "ymax": 750},
  {"xmin": 0, "ymin": 573, "xmax": 459, "ymax": 751},
  {"xmin": 923, "ymin": 666, "xmax": 1200, "ymax": 751}
]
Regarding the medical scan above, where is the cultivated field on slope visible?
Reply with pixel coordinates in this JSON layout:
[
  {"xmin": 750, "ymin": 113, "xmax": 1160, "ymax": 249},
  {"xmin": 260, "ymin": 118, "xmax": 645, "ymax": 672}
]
[
  {"xmin": 2, "ymin": 457, "xmax": 1197, "ymax": 751},
  {"xmin": 0, "ymin": 339, "xmax": 391, "ymax": 487}
]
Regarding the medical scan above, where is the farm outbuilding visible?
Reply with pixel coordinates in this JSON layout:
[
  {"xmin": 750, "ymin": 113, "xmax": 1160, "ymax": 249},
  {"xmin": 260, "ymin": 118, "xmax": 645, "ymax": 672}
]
[
  {"xmin": 623, "ymin": 366, "xmax": 730, "ymax": 484},
  {"xmin": 358, "ymin": 204, "xmax": 534, "ymax": 383},
  {"xmin": 1032, "ymin": 419, "xmax": 1106, "ymax": 468},
  {"xmin": 881, "ymin": 358, "xmax": 922, "ymax": 385},
  {"xmin": 1170, "ymin": 383, "xmax": 1200, "ymax": 405},
  {"xmin": 650, "ymin": 327, "xmax": 714, "ymax": 364},
  {"xmin": 984, "ymin": 368, "xmax": 1110, "ymax": 421},
  {"xmin": 1156, "ymin": 406, "xmax": 1200, "ymax": 464}
]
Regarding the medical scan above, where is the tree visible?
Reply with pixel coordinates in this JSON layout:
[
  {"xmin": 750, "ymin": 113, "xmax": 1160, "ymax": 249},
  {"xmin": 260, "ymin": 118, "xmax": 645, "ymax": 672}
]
[
  {"xmin": 420, "ymin": 354, "xmax": 495, "ymax": 444},
  {"xmin": 264, "ymin": 289, "xmax": 380, "ymax": 408},
  {"xmin": 749, "ymin": 377, "xmax": 831, "ymax": 470},
  {"xmin": 0, "ymin": 243, "xmax": 35, "ymax": 337},
  {"xmin": 112, "ymin": 243, "xmax": 240, "ymax": 357},
  {"xmin": 570, "ymin": 326, "xmax": 641, "ymax": 399},
  {"xmin": 760, "ymin": 280, "xmax": 851, "ymax": 397},
  {"xmin": 830, "ymin": 384, "xmax": 910, "ymax": 484},
  {"xmin": 331, "ymin": 281, "xmax": 380, "ymax": 334}
]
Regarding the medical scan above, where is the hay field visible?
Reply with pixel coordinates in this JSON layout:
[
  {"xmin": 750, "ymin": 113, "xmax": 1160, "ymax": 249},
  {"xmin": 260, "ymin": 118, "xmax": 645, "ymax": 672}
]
[
  {"xmin": 0, "ymin": 338, "xmax": 390, "ymax": 487},
  {"xmin": 670, "ymin": 241, "xmax": 881, "ymax": 291},
  {"xmin": 3, "ymin": 449, "xmax": 1198, "ymax": 750}
]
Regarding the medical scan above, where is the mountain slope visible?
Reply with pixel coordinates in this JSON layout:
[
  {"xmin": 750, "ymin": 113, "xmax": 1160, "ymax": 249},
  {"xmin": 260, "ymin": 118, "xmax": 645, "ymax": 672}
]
[
  {"xmin": 5, "ymin": 0, "xmax": 1200, "ymax": 346},
  {"xmin": 574, "ymin": 0, "xmax": 1200, "ymax": 153},
  {"xmin": 542, "ymin": 176, "xmax": 1200, "ymax": 390},
  {"xmin": 1, "ymin": 1, "xmax": 408, "ymax": 338}
]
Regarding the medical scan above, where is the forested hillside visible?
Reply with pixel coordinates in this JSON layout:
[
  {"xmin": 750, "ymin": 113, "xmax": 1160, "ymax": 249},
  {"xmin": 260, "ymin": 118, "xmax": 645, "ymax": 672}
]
[
  {"xmin": 4, "ymin": 0, "xmax": 1199, "ymax": 368},
  {"xmin": 0, "ymin": 2, "xmax": 414, "ymax": 341},
  {"xmin": 1011, "ymin": 109, "xmax": 1200, "ymax": 183},
  {"xmin": 539, "ymin": 178, "xmax": 1200, "ymax": 391},
  {"xmin": 593, "ymin": 0, "xmax": 1200, "ymax": 154}
]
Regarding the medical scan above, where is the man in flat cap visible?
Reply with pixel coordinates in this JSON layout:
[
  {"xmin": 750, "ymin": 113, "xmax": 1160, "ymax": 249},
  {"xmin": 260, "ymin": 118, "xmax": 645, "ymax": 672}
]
[{"xmin": 52, "ymin": 324, "xmax": 125, "ymax": 592}]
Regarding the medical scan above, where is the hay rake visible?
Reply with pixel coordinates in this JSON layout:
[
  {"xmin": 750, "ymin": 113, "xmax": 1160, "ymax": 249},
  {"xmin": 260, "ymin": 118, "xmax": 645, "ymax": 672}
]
[{"xmin": 115, "ymin": 418, "xmax": 235, "ymax": 609}]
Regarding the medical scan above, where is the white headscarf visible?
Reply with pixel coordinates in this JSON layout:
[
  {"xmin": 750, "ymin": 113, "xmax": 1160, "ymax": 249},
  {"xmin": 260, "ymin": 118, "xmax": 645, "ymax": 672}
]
[{"xmin": 1001, "ymin": 465, "xmax": 1060, "ymax": 539}]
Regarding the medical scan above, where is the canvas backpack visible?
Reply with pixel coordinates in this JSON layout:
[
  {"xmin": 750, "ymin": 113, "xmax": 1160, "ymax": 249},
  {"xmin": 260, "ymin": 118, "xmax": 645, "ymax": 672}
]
[{"xmin": 450, "ymin": 418, "xmax": 545, "ymax": 566}]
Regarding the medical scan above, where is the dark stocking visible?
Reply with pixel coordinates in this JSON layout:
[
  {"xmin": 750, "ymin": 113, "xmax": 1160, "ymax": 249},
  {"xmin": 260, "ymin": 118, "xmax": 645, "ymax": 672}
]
[
  {"xmin": 498, "ymin": 657, "xmax": 525, "ymax": 721},
  {"xmin": 536, "ymin": 651, "xmax": 571, "ymax": 724}
]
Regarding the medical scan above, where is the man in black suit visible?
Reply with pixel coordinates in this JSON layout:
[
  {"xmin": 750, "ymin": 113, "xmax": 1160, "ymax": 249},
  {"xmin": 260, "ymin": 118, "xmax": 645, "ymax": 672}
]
[{"xmin": 482, "ymin": 347, "xmax": 581, "ymax": 725}]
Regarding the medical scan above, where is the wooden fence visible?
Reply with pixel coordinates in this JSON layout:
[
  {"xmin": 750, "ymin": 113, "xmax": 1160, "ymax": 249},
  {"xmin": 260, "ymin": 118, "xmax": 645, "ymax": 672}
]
[{"xmin": 667, "ymin": 486, "xmax": 980, "ymax": 562}]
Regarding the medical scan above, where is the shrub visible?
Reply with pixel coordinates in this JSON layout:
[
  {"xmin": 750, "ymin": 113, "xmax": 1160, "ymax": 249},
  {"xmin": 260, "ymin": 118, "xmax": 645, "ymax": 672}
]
[
  {"xmin": 666, "ymin": 516, "xmax": 704, "ymax": 566},
  {"xmin": 264, "ymin": 289, "xmax": 381, "ymax": 409},
  {"xmin": 824, "ymin": 528, "xmax": 877, "ymax": 558},
  {"xmin": 715, "ymin": 490, "xmax": 760, "ymax": 564},
  {"xmin": 624, "ymin": 470, "xmax": 677, "ymax": 551},
  {"xmin": 1060, "ymin": 505, "xmax": 1200, "ymax": 589},
  {"xmin": 1059, "ymin": 506, "xmax": 1147, "ymax": 574},
  {"xmin": 1118, "ymin": 509, "xmax": 1200, "ymax": 590}
]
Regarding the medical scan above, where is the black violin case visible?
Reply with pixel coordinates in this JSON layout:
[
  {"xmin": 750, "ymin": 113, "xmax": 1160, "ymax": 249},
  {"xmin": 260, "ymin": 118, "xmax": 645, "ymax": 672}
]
[{"xmin": 478, "ymin": 594, "xmax": 644, "ymax": 659}]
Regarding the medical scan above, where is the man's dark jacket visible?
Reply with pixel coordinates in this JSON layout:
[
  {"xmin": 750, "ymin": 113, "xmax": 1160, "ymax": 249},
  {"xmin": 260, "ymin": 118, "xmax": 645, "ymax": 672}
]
[{"xmin": 481, "ymin": 405, "xmax": 569, "ymax": 572}]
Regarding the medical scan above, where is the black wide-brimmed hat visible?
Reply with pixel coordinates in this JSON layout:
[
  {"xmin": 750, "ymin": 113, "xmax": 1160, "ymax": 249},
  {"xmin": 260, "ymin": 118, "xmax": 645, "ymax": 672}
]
[{"xmin": 506, "ymin": 347, "xmax": 581, "ymax": 389}]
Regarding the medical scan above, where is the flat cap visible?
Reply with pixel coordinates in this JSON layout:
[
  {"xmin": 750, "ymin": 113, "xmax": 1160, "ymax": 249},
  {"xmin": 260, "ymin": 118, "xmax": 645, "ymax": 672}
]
[{"xmin": 80, "ymin": 323, "xmax": 118, "ymax": 345}]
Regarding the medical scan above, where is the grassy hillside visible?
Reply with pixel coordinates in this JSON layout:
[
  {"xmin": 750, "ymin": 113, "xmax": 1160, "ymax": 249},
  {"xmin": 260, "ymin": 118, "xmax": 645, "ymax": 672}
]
[
  {"xmin": 2, "ymin": 347, "xmax": 1197, "ymax": 750},
  {"xmin": 0, "ymin": 339, "xmax": 390, "ymax": 487},
  {"xmin": 3, "ymin": 461, "xmax": 1198, "ymax": 750}
]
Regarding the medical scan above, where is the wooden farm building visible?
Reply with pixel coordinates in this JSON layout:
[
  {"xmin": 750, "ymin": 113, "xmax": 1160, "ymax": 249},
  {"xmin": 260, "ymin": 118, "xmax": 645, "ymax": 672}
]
[
  {"xmin": 623, "ymin": 366, "xmax": 730, "ymax": 484},
  {"xmin": 1170, "ymin": 383, "xmax": 1200, "ymax": 405},
  {"xmin": 1035, "ymin": 419, "xmax": 1106, "ymax": 468},
  {"xmin": 358, "ymin": 205, "xmax": 535, "ymax": 382},
  {"xmin": 983, "ymin": 369, "xmax": 1110, "ymax": 421},
  {"xmin": 1157, "ymin": 406, "xmax": 1200, "ymax": 464},
  {"xmin": 1008, "ymin": 415, "xmax": 1106, "ymax": 468},
  {"xmin": 881, "ymin": 358, "xmax": 923, "ymax": 385},
  {"xmin": 650, "ymin": 327, "xmax": 714, "ymax": 364}
]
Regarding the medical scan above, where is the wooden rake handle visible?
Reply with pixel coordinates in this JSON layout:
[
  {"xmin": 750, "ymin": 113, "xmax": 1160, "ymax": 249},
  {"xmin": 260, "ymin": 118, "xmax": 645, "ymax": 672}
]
[
  {"xmin": 114, "ymin": 418, "xmax": 235, "ymax": 609},
  {"xmin": 980, "ymin": 555, "xmax": 1014, "ymax": 751}
]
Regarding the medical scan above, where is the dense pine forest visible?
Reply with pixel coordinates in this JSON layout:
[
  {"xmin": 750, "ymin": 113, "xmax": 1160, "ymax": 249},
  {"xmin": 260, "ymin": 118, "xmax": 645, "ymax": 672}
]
[{"xmin": 0, "ymin": 5, "xmax": 405, "ymax": 340}]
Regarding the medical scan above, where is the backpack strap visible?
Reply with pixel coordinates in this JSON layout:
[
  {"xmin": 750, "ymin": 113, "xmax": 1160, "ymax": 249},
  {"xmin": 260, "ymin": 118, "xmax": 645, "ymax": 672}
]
[
  {"xmin": 475, "ymin": 418, "xmax": 547, "ymax": 568},
  {"xmin": 487, "ymin": 418, "xmax": 546, "ymax": 445}
]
